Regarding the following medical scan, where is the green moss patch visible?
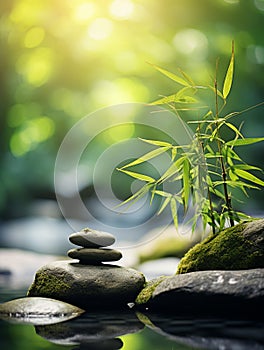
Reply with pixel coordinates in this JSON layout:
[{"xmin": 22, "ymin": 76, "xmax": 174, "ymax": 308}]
[
  {"xmin": 135, "ymin": 276, "xmax": 168, "ymax": 305},
  {"xmin": 177, "ymin": 220, "xmax": 264, "ymax": 274},
  {"xmin": 28, "ymin": 271, "xmax": 71, "ymax": 297}
]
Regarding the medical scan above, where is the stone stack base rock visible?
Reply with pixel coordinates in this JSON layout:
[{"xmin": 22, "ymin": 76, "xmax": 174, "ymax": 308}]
[{"xmin": 28, "ymin": 228, "xmax": 145, "ymax": 309}]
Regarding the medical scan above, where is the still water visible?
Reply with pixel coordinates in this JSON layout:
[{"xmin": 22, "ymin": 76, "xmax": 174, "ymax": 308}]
[{"xmin": 0, "ymin": 287, "xmax": 264, "ymax": 350}]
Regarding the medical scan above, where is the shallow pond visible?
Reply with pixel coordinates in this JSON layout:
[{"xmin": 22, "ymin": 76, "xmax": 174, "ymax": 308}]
[{"xmin": 0, "ymin": 287, "xmax": 264, "ymax": 350}]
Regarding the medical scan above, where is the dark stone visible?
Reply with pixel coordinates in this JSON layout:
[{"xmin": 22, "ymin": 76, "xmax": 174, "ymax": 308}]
[
  {"xmin": 28, "ymin": 260, "xmax": 145, "ymax": 309},
  {"xmin": 69, "ymin": 228, "xmax": 115, "ymax": 248},
  {"xmin": 177, "ymin": 219, "xmax": 264, "ymax": 274},
  {"xmin": 136, "ymin": 268, "xmax": 264, "ymax": 315},
  {"xmin": 67, "ymin": 248, "xmax": 122, "ymax": 264}
]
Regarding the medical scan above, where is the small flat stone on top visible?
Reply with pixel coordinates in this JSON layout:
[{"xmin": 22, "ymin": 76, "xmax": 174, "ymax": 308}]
[
  {"xmin": 69, "ymin": 228, "xmax": 115, "ymax": 248},
  {"xmin": 67, "ymin": 248, "xmax": 122, "ymax": 263}
]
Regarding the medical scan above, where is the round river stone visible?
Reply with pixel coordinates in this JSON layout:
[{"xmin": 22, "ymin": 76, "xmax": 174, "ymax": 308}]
[
  {"xmin": 67, "ymin": 248, "xmax": 122, "ymax": 263},
  {"xmin": 27, "ymin": 260, "xmax": 145, "ymax": 309},
  {"xmin": 0, "ymin": 297, "xmax": 84, "ymax": 325},
  {"xmin": 69, "ymin": 228, "xmax": 115, "ymax": 248}
]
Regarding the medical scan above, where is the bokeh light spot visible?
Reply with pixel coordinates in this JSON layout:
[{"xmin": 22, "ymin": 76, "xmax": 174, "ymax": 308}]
[
  {"xmin": 16, "ymin": 48, "xmax": 54, "ymax": 86},
  {"xmin": 24, "ymin": 27, "xmax": 45, "ymax": 48},
  {"xmin": 109, "ymin": 0, "xmax": 134, "ymax": 19},
  {"xmin": 88, "ymin": 18, "xmax": 113, "ymax": 40},
  {"xmin": 10, "ymin": 117, "xmax": 55, "ymax": 157},
  {"xmin": 74, "ymin": 2, "xmax": 96, "ymax": 22},
  {"xmin": 103, "ymin": 124, "xmax": 135, "ymax": 143},
  {"xmin": 9, "ymin": 0, "xmax": 43, "ymax": 26},
  {"xmin": 8, "ymin": 103, "xmax": 42, "ymax": 127},
  {"xmin": 223, "ymin": 0, "xmax": 239, "ymax": 4},
  {"xmin": 8, "ymin": 104, "xmax": 27, "ymax": 127},
  {"xmin": 173, "ymin": 29, "xmax": 208, "ymax": 60},
  {"xmin": 90, "ymin": 78, "xmax": 150, "ymax": 107},
  {"xmin": 247, "ymin": 45, "xmax": 264, "ymax": 64}
]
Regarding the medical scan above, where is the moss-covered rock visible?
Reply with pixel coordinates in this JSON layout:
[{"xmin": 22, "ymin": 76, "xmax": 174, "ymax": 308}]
[
  {"xmin": 135, "ymin": 269, "xmax": 264, "ymax": 314},
  {"xmin": 177, "ymin": 219, "xmax": 264, "ymax": 274},
  {"xmin": 28, "ymin": 260, "xmax": 145, "ymax": 309},
  {"xmin": 135, "ymin": 276, "xmax": 168, "ymax": 305}
]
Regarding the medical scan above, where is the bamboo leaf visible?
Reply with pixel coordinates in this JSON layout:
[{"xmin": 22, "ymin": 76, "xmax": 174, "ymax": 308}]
[
  {"xmin": 223, "ymin": 41, "xmax": 235, "ymax": 99},
  {"xmin": 170, "ymin": 197, "xmax": 178, "ymax": 229},
  {"xmin": 182, "ymin": 158, "xmax": 190, "ymax": 210},
  {"xmin": 157, "ymin": 196, "xmax": 171, "ymax": 215},
  {"xmin": 225, "ymin": 122, "xmax": 244, "ymax": 138},
  {"xmin": 153, "ymin": 190, "xmax": 172, "ymax": 198},
  {"xmin": 148, "ymin": 62, "xmax": 190, "ymax": 87},
  {"xmin": 177, "ymin": 96, "xmax": 198, "ymax": 103},
  {"xmin": 117, "ymin": 169, "xmax": 155, "ymax": 183},
  {"xmin": 210, "ymin": 187, "xmax": 226, "ymax": 200},
  {"xmin": 120, "ymin": 146, "xmax": 170, "ymax": 169},
  {"xmin": 234, "ymin": 169, "xmax": 264, "ymax": 186},
  {"xmin": 214, "ymin": 180, "xmax": 259, "ymax": 189},
  {"xmin": 149, "ymin": 93, "xmax": 178, "ymax": 106},
  {"xmin": 178, "ymin": 68, "xmax": 195, "ymax": 86},
  {"xmin": 226, "ymin": 137, "xmax": 264, "ymax": 147},
  {"xmin": 117, "ymin": 184, "xmax": 151, "ymax": 207},
  {"xmin": 158, "ymin": 157, "xmax": 185, "ymax": 183},
  {"xmin": 209, "ymin": 85, "xmax": 224, "ymax": 99},
  {"xmin": 139, "ymin": 138, "xmax": 173, "ymax": 147},
  {"xmin": 229, "ymin": 169, "xmax": 239, "ymax": 181},
  {"xmin": 150, "ymin": 93, "xmax": 198, "ymax": 106},
  {"xmin": 231, "ymin": 164, "xmax": 261, "ymax": 171},
  {"xmin": 150, "ymin": 184, "xmax": 157, "ymax": 204},
  {"xmin": 171, "ymin": 147, "xmax": 177, "ymax": 161}
]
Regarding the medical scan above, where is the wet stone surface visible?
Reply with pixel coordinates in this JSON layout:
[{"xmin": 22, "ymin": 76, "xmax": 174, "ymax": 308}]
[{"xmin": 0, "ymin": 297, "xmax": 84, "ymax": 325}]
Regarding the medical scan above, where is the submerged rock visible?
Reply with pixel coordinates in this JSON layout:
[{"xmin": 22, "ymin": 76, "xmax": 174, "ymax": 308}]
[
  {"xmin": 177, "ymin": 219, "xmax": 264, "ymax": 274},
  {"xmin": 136, "ymin": 268, "xmax": 264, "ymax": 315},
  {"xmin": 28, "ymin": 260, "xmax": 145, "ymax": 309},
  {"xmin": 0, "ymin": 297, "xmax": 84, "ymax": 325}
]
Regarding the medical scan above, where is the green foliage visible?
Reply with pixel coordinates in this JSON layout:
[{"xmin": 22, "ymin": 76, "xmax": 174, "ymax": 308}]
[{"xmin": 118, "ymin": 43, "xmax": 264, "ymax": 234}]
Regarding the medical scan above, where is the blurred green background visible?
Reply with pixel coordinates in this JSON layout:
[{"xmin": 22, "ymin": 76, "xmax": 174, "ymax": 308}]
[{"xmin": 1, "ymin": 0, "xmax": 264, "ymax": 220}]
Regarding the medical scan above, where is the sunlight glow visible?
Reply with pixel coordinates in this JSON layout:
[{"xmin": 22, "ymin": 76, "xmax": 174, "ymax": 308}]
[
  {"xmin": 90, "ymin": 78, "xmax": 149, "ymax": 107},
  {"xmin": 88, "ymin": 18, "xmax": 113, "ymax": 40},
  {"xmin": 103, "ymin": 124, "xmax": 135, "ymax": 143},
  {"xmin": 74, "ymin": 2, "xmax": 96, "ymax": 22},
  {"xmin": 109, "ymin": 0, "xmax": 134, "ymax": 19},
  {"xmin": 173, "ymin": 29, "xmax": 208, "ymax": 59}
]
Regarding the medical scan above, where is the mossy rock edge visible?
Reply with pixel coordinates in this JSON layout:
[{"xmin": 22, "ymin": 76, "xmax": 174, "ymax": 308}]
[
  {"xmin": 135, "ymin": 276, "xmax": 168, "ymax": 305},
  {"xmin": 177, "ymin": 219, "xmax": 264, "ymax": 274}
]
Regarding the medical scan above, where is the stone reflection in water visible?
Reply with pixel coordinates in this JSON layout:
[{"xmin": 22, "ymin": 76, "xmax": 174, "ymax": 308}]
[
  {"xmin": 72, "ymin": 338, "xmax": 123, "ymax": 349},
  {"xmin": 138, "ymin": 312, "xmax": 264, "ymax": 350},
  {"xmin": 35, "ymin": 310, "xmax": 144, "ymax": 348}
]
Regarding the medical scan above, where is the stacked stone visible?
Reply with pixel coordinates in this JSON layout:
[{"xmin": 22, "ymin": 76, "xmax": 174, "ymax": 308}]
[{"xmin": 67, "ymin": 228, "xmax": 122, "ymax": 265}]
